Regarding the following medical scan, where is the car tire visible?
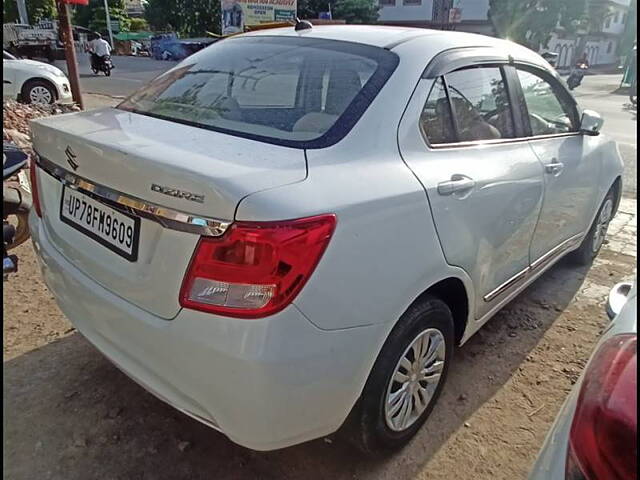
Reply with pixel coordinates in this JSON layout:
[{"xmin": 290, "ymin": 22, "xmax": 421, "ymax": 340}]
[
  {"xmin": 349, "ymin": 295, "xmax": 454, "ymax": 454},
  {"xmin": 569, "ymin": 189, "xmax": 616, "ymax": 266},
  {"xmin": 21, "ymin": 79, "xmax": 56, "ymax": 105}
]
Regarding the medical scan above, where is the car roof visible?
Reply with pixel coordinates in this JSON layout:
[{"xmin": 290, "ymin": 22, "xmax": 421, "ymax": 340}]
[
  {"xmin": 240, "ymin": 24, "xmax": 440, "ymax": 48},
  {"xmin": 239, "ymin": 25, "xmax": 548, "ymax": 67}
]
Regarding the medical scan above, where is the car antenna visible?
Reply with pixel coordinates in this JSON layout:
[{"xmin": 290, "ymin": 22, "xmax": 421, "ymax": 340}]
[{"xmin": 294, "ymin": 18, "xmax": 313, "ymax": 32}]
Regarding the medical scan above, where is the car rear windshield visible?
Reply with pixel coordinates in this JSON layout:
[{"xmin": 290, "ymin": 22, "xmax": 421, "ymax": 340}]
[{"xmin": 118, "ymin": 36, "xmax": 399, "ymax": 149}]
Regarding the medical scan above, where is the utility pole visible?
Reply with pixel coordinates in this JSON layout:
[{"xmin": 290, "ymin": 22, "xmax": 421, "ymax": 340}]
[
  {"xmin": 16, "ymin": 0, "xmax": 29, "ymax": 24},
  {"xmin": 103, "ymin": 0, "xmax": 114, "ymax": 48},
  {"xmin": 56, "ymin": 0, "xmax": 84, "ymax": 109}
]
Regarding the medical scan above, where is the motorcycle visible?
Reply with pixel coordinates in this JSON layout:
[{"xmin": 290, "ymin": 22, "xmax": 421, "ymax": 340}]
[
  {"xmin": 3, "ymin": 142, "xmax": 32, "ymax": 280},
  {"xmin": 567, "ymin": 63, "xmax": 589, "ymax": 90},
  {"xmin": 91, "ymin": 54, "xmax": 114, "ymax": 76}
]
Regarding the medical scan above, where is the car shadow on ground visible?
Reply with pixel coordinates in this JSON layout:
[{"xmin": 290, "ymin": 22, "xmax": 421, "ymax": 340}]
[{"xmin": 4, "ymin": 258, "xmax": 591, "ymax": 480}]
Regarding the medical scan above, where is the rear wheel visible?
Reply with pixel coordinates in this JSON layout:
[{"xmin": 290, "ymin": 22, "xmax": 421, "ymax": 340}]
[
  {"xmin": 349, "ymin": 296, "xmax": 454, "ymax": 454},
  {"xmin": 21, "ymin": 79, "xmax": 56, "ymax": 104},
  {"xmin": 570, "ymin": 189, "xmax": 616, "ymax": 265}
]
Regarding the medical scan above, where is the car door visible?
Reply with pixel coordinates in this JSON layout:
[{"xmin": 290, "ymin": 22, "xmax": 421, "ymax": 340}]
[
  {"xmin": 398, "ymin": 64, "xmax": 545, "ymax": 318},
  {"xmin": 514, "ymin": 66, "xmax": 601, "ymax": 265}
]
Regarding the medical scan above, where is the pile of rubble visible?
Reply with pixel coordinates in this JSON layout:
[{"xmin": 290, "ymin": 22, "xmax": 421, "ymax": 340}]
[{"xmin": 3, "ymin": 100, "xmax": 81, "ymax": 153}]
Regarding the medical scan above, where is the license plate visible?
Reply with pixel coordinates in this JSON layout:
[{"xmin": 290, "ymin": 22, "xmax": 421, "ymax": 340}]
[{"xmin": 60, "ymin": 187, "xmax": 140, "ymax": 261}]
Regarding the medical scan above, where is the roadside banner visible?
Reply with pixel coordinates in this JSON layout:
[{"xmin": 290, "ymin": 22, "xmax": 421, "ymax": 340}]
[{"xmin": 221, "ymin": 0, "xmax": 297, "ymax": 35}]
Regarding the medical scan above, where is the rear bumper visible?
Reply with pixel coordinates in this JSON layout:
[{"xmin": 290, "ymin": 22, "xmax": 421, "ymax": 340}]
[{"xmin": 30, "ymin": 212, "xmax": 384, "ymax": 451}]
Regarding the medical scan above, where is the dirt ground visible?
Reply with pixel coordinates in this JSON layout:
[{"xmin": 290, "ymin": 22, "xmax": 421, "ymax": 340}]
[{"xmin": 3, "ymin": 198, "xmax": 637, "ymax": 480}]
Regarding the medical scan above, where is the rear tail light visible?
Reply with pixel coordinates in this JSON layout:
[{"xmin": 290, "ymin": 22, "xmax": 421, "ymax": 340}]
[
  {"xmin": 180, "ymin": 214, "xmax": 336, "ymax": 318},
  {"xmin": 566, "ymin": 334, "xmax": 637, "ymax": 480},
  {"xmin": 28, "ymin": 160, "xmax": 42, "ymax": 218}
]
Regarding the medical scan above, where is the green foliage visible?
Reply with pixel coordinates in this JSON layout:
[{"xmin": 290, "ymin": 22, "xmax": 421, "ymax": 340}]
[
  {"xmin": 581, "ymin": 0, "xmax": 614, "ymax": 33},
  {"xmin": 144, "ymin": 0, "xmax": 220, "ymax": 36},
  {"xmin": 296, "ymin": 0, "xmax": 331, "ymax": 19},
  {"xmin": 618, "ymin": 0, "xmax": 637, "ymax": 55},
  {"xmin": 297, "ymin": 0, "xmax": 378, "ymax": 22},
  {"xmin": 3, "ymin": 0, "xmax": 57, "ymax": 24},
  {"xmin": 143, "ymin": 0, "xmax": 376, "ymax": 36},
  {"xmin": 71, "ymin": 0, "xmax": 130, "ymax": 33},
  {"xmin": 128, "ymin": 17, "xmax": 149, "ymax": 31},
  {"xmin": 488, "ymin": 0, "xmax": 586, "ymax": 49},
  {"xmin": 332, "ymin": 0, "xmax": 379, "ymax": 23}
]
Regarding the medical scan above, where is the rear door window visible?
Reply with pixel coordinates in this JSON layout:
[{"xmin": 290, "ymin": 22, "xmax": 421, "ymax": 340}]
[
  {"xmin": 118, "ymin": 36, "xmax": 398, "ymax": 149},
  {"xmin": 445, "ymin": 67, "xmax": 515, "ymax": 142},
  {"xmin": 420, "ymin": 66, "xmax": 516, "ymax": 146}
]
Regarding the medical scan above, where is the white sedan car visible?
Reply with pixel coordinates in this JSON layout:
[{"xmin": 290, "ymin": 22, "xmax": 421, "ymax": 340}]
[
  {"xmin": 3, "ymin": 50, "xmax": 72, "ymax": 104},
  {"xmin": 28, "ymin": 25, "xmax": 623, "ymax": 453}
]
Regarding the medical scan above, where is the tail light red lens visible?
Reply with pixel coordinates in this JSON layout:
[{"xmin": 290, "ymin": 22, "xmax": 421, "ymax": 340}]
[
  {"xmin": 180, "ymin": 214, "xmax": 336, "ymax": 318},
  {"xmin": 566, "ymin": 334, "xmax": 637, "ymax": 480},
  {"xmin": 28, "ymin": 160, "xmax": 42, "ymax": 218}
]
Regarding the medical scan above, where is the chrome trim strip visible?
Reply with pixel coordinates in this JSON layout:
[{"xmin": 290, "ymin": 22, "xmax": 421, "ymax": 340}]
[
  {"xmin": 483, "ymin": 266, "xmax": 530, "ymax": 302},
  {"xmin": 530, "ymin": 233, "xmax": 583, "ymax": 270},
  {"xmin": 35, "ymin": 154, "xmax": 231, "ymax": 237},
  {"xmin": 425, "ymin": 132, "xmax": 582, "ymax": 151},
  {"xmin": 483, "ymin": 232, "xmax": 584, "ymax": 302}
]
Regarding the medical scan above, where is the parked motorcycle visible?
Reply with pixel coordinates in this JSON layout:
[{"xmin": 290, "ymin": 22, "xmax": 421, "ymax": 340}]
[
  {"xmin": 567, "ymin": 63, "xmax": 589, "ymax": 90},
  {"xmin": 3, "ymin": 142, "xmax": 32, "ymax": 280},
  {"xmin": 91, "ymin": 54, "xmax": 114, "ymax": 76}
]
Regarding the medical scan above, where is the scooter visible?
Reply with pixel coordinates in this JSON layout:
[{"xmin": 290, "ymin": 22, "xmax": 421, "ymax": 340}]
[
  {"xmin": 3, "ymin": 142, "xmax": 32, "ymax": 280},
  {"xmin": 567, "ymin": 63, "xmax": 589, "ymax": 90},
  {"xmin": 91, "ymin": 54, "xmax": 114, "ymax": 76}
]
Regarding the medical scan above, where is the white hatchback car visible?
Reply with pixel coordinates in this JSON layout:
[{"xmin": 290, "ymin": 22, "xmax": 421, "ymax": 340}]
[
  {"xmin": 3, "ymin": 50, "xmax": 72, "ymax": 104},
  {"xmin": 28, "ymin": 25, "xmax": 624, "ymax": 453}
]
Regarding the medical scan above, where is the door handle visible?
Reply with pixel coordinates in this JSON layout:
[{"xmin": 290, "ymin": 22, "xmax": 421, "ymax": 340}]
[
  {"xmin": 437, "ymin": 175, "xmax": 476, "ymax": 196},
  {"xmin": 544, "ymin": 162, "xmax": 564, "ymax": 175}
]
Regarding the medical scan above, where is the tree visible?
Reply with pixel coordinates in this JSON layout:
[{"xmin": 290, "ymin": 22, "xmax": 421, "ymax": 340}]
[
  {"xmin": 129, "ymin": 17, "xmax": 149, "ymax": 31},
  {"xmin": 618, "ymin": 0, "xmax": 636, "ymax": 55},
  {"xmin": 297, "ymin": 0, "xmax": 378, "ymax": 23},
  {"xmin": 144, "ymin": 0, "xmax": 220, "ymax": 36},
  {"xmin": 71, "ymin": 0, "xmax": 131, "ymax": 34},
  {"xmin": 489, "ymin": 0, "xmax": 586, "ymax": 50},
  {"xmin": 3, "ymin": 0, "xmax": 57, "ymax": 24},
  {"xmin": 332, "ymin": 0, "xmax": 378, "ymax": 23}
]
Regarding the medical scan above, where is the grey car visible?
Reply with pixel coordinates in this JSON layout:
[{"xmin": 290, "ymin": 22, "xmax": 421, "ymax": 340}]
[{"xmin": 529, "ymin": 279, "xmax": 637, "ymax": 479}]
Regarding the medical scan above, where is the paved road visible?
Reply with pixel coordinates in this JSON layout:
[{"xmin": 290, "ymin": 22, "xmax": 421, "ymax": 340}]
[
  {"xmin": 66, "ymin": 56, "xmax": 637, "ymax": 196},
  {"xmin": 53, "ymin": 55, "xmax": 171, "ymax": 99},
  {"xmin": 573, "ymin": 74, "xmax": 637, "ymax": 198}
]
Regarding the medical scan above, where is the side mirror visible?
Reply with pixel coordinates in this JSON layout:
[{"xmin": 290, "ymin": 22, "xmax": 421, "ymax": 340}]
[
  {"xmin": 606, "ymin": 281, "xmax": 633, "ymax": 320},
  {"xmin": 580, "ymin": 109, "xmax": 604, "ymax": 135}
]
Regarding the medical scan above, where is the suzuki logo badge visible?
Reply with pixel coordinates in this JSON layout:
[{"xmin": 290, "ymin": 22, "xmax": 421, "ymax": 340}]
[{"xmin": 65, "ymin": 146, "xmax": 78, "ymax": 171}]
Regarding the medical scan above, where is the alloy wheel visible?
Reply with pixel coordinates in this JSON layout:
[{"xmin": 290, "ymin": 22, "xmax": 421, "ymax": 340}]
[
  {"xmin": 29, "ymin": 86, "xmax": 53, "ymax": 104},
  {"xmin": 384, "ymin": 328, "xmax": 446, "ymax": 432},
  {"xmin": 592, "ymin": 198, "xmax": 613, "ymax": 253}
]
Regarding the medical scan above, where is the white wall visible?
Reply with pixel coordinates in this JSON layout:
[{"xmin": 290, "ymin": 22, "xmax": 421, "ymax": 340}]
[
  {"xmin": 548, "ymin": 33, "xmax": 578, "ymax": 68},
  {"xmin": 457, "ymin": 0, "xmax": 489, "ymax": 21},
  {"xmin": 378, "ymin": 0, "xmax": 434, "ymax": 23},
  {"xmin": 378, "ymin": 0, "xmax": 490, "ymax": 23}
]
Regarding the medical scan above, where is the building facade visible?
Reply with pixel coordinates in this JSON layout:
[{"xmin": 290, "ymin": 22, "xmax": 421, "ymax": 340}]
[
  {"xmin": 378, "ymin": 0, "xmax": 494, "ymax": 36},
  {"xmin": 379, "ymin": 0, "xmax": 631, "ymax": 69},
  {"xmin": 541, "ymin": 0, "xmax": 631, "ymax": 69}
]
